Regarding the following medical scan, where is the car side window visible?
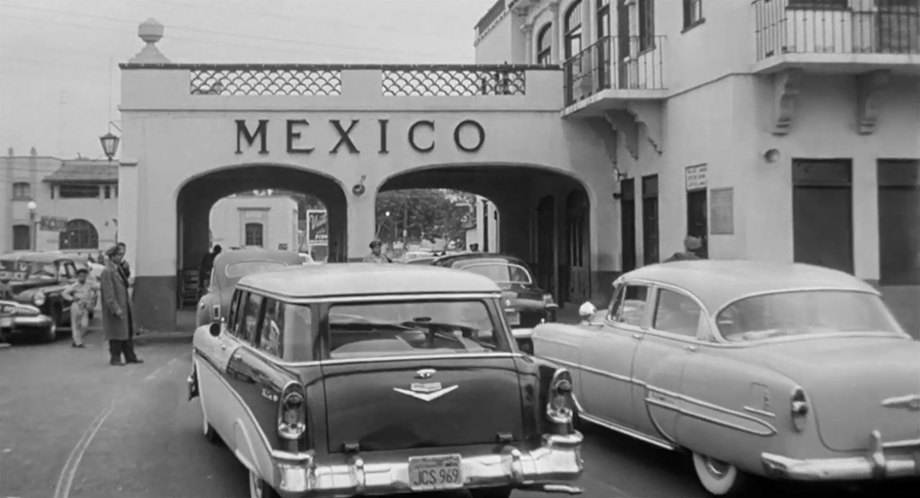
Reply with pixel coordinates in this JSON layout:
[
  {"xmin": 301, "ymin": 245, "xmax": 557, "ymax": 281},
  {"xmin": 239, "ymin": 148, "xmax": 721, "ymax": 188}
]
[
  {"xmin": 610, "ymin": 285, "xmax": 649, "ymax": 327},
  {"xmin": 653, "ymin": 289, "xmax": 704, "ymax": 338},
  {"xmin": 235, "ymin": 292, "xmax": 264, "ymax": 344},
  {"xmin": 606, "ymin": 285, "xmax": 625, "ymax": 321},
  {"xmin": 59, "ymin": 262, "xmax": 75, "ymax": 279},
  {"xmin": 258, "ymin": 299, "xmax": 284, "ymax": 358},
  {"xmin": 227, "ymin": 290, "xmax": 241, "ymax": 330}
]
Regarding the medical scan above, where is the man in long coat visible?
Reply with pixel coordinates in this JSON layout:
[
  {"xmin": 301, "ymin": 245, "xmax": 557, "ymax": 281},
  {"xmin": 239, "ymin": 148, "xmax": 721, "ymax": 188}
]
[{"xmin": 100, "ymin": 244, "xmax": 142, "ymax": 366}]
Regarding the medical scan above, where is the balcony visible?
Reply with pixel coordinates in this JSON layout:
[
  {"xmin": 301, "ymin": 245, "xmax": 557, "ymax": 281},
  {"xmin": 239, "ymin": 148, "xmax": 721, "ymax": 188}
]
[
  {"xmin": 563, "ymin": 35, "xmax": 667, "ymax": 113},
  {"xmin": 753, "ymin": 0, "xmax": 920, "ymax": 74}
]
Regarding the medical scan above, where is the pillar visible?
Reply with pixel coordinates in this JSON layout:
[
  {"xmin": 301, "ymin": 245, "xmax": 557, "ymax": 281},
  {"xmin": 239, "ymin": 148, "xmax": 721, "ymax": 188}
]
[{"xmin": 346, "ymin": 184, "xmax": 378, "ymax": 262}]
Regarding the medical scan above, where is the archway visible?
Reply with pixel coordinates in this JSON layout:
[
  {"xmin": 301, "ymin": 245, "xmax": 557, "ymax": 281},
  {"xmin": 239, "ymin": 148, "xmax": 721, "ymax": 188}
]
[
  {"xmin": 59, "ymin": 219, "xmax": 99, "ymax": 250},
  {"xmin": 378, "ymin": 164, "xmax": 591, "ymax": 306},
  {"xmin": 175, "ymin": 165, "xmax": 347, "ymax": 310}
]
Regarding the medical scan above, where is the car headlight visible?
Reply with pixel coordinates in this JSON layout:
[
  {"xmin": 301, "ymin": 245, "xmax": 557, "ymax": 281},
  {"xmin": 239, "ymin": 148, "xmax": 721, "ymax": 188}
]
[{"xmin": 33, "ymin": 292, "xmax": 46, "ymax": 306}]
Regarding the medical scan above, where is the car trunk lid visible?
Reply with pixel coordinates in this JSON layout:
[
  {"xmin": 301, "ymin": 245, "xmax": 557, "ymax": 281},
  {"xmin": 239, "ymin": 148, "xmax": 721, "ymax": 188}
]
[
  {"xmin": 321, "ymin": 356, "xmax": 524, "ymax": 453},
  {"xmin": 756, "ymin": 336, "xmax": 920, "ymax": 452}
]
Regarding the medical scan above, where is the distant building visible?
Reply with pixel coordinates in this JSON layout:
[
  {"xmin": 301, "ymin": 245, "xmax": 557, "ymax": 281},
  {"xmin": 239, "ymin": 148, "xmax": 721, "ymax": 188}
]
[
  {"xmin": 1, "ymin": 149, "xmax": 118, "ymax": 254},
  {"xmin": 209, "ymin": 194, "xmax": 299, "ymax": 251}
]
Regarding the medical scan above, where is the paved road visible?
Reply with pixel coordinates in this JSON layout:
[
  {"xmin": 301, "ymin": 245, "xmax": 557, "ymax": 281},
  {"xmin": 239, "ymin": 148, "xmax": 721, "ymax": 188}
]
[{"xmin": 0, "ymin": 324, "xmax": 916, "ymax": 498}]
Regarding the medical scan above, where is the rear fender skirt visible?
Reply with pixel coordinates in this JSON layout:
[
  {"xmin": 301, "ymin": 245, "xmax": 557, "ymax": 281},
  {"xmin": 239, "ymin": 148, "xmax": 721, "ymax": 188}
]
[{"xmin": 645, "ymin": 386, "xmax": 778, "ymax": 437}]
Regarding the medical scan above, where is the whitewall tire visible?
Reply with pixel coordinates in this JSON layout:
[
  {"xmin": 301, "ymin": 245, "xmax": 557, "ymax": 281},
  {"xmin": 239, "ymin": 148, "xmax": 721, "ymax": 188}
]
[{"xmin": 691, "ymin": 452, "xmax": 747, "ymax": 497}]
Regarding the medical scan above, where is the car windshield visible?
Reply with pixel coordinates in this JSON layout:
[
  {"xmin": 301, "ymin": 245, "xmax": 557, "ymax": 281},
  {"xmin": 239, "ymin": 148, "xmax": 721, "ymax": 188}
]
[
  {"xmin": 0, "ymin": 260, "xmax": 57, "ymax": 281},
  {"xmin": 327, "ymin": 299, "xmax": 509, "ymax": 359},
  {"xmin": 717, "ymin": 290, "xmax": 905, "ymax": 342},
  {"xmin": 462, "ymin": 263, "xmax": 532, "ymax": 284},
  {"xmin": 224, "ymin": 261, "xmax": 287, "ymax": 279}
]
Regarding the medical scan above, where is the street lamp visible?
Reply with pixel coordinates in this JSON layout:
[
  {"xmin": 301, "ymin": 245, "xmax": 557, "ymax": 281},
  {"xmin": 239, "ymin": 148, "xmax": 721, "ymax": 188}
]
[
  {"xmin": 99, "ymin": 132, "xmax": 120, "ymax": 161},
  {"xmin": 27, "ymin": 201, "xmax": 38, "ymax": 250}
]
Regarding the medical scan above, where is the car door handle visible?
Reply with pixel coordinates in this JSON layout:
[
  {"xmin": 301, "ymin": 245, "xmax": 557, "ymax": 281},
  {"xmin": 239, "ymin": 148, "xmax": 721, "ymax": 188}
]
[
  {"xmin": 685, "ymin": 345, "xmax": 698, "ymax": 352},
  {"xmin": 231, "ymin": 352, "xmax": 243, "ymax": 361},
  {"xmin": 631, "ymin": 333, "xmax": 642, "ymax": 340}
]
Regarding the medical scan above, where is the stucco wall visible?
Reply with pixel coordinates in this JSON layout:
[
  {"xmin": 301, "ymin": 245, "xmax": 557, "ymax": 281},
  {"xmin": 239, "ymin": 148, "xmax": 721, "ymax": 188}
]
[{"xmin": 209, "ymin": 195, "xmax": 298, "ymax": 251}]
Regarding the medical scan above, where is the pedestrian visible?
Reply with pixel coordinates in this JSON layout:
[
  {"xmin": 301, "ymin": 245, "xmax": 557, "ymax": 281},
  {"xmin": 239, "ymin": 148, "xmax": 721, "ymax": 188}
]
[
  {"xmin": 62, "ymin": 268, "xmax": 99, "ymax": 348},
  {"xmin": 0, "ymin": 274, "xmax": 14, "ymax": 349},
  {"xmin": 100, "ymin": 244, "xmax": 142, "ymax": 366},
  {"xmin": 198, "ymin": 245, "xmax": 222, "ymax": 292},
  {"xmin": 664, "ymin": 236, "xmax": 704, "ymax": 262},
  {"xmin": 362, "ymin": 240, "xmax": 392, "ymax": 263}
]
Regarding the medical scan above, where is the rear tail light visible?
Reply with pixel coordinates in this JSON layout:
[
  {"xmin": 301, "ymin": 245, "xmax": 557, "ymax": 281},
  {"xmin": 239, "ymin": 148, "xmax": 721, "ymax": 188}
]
[
  {"xmin": 790, "ymin": 387, "xmax": 808, "ymax": 432},
  {"xmin": 278, "ymin": 382, "xmax": 306, "ymax": 440},
  {"xmin": 546, "ymin": 369, "xmax": 575, "ymax": 434},
  {"xmin": 211, "ymin": 304, "xmax": 220, "ymax": 320},
  {"xmin": 543, "ymin": 293, "xmax": 558, "ymax": 309}
]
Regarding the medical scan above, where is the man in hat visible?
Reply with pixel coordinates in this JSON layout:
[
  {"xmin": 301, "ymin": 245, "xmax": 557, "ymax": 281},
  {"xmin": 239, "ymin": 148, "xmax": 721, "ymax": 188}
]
[
  {"xmin": 363, "ymin": 240, "xmax": 392, "ymax": 263},
  {"xmin": 664, "ymin": 236, "xmax": 704, "ymax": 262},
  {"xmin": 62, "ymin": 267, "xmax": 99, "ymax": 348},
  {"xmin": 101, "ymin": 244, "xmax": 142, "ymax": 365}
]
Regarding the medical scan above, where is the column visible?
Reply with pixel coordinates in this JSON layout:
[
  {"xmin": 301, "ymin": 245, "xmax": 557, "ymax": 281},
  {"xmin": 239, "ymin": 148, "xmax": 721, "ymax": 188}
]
[
  {"xmin": 346, "ymin": 182, "xmax": 379, "ymax": 262},
  {"xmin": 521, "ymin": 22, "xmax": 534, "ymax": 64},
  {"xmin": 549, "ymin": 1, "xmax": 561, "ymax": 62},
  {"xmin": 117, "ymin": 160, "xmax": 139, "ymax": 265}
]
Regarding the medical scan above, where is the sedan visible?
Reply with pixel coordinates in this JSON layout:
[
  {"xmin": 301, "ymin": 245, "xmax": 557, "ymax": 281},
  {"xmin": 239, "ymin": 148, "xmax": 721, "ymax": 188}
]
[{"xmin": 532, "ymin": 260, "xmax": 919, "ymax": 496}]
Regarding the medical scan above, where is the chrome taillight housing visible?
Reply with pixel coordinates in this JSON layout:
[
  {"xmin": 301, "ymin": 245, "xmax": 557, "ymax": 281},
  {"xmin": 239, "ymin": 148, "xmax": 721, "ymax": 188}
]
[
  {"xmin": 277, "ymin": 382, "xmax": 307, "ymax": 440},
  {"xmin": 546, "ymin": 369, "xmax": 575, "ymax": 433},
  {"xmin": 211, "ymin": 304, "xmax": 220, "ymax": 321},
  {"xmin": 790, "ymin": 386, "xmax": 809, "ymax": 432}
]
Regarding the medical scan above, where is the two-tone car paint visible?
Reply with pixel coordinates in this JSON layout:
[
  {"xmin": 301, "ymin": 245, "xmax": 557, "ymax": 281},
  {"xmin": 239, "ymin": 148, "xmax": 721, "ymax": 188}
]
[
  {"xmin": 0, "ymin": 251, "xmax": 81, "ymax": 340},
  {"xmin": 190, "ymin": 264, "xmax": 584, "ymax": 498},
  {"xmin": 532, "ymin": 260, "xmax": 920, "ymax": 495}
]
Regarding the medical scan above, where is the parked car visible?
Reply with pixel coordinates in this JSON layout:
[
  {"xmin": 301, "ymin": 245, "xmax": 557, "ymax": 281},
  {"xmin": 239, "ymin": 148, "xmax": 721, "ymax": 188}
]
[
  {"xmin": 195, "ymin": 248, "xmax": 303, "ymax": 328},
  {"xmin": 0, "ymin": 251, "xmax": 83, "ymax": 340},
  {"xmin": 0, "ymin": 299, "xmax": 55, "ymax": 342},
  {"xmin": 431, "ymin": 253, "xmax": 558, "ymax": 353},
  {"xmin": 188, "ymin": 263, "xmax": 584, "ymax": 498},
  {"xmin": 531, "ymin": 260, "xmax": 920, "ymax": 496}
]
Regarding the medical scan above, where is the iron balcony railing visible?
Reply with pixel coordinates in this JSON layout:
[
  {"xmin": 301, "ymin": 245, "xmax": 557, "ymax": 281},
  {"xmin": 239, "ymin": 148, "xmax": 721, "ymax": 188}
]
[
  {"xmin": 754, "ymin": 0, "xmax": 920, "ymax": 61},
  {"xmin": 563, "ymin": 35, "xmax": 666, "ymax": 106}
]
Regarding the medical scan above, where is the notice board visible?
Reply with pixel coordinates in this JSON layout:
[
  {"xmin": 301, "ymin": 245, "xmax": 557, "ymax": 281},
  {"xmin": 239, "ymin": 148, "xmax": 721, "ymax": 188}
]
[{"xmin": 710, "ymin": 187, "xmax": 734, "ymax": 235}]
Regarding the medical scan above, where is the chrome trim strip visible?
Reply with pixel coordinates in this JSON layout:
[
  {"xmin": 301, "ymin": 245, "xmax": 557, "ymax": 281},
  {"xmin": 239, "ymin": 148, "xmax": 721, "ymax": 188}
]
[
  {"xmin": 533, "ymin": 336, "xmax": 582, "ymax": 348},
  {"xmin": 577, "ymin": 412, "xmax": 678, "ymax": 451},
  {"xmin": 541, "ymin": 355, "xmax": 640, "ymax": 387},
  {"xmin": 318, "ymin": 352, "xmax": 523, "ymax": 367},
  {"xmin": 646, "ymin": 386, "xmax": 777, "ymax": 437},
  {"xmin": 882, "ymin": 437, "xmax": 920, "ymax": 450},
  {"xmin": 743, "ymin": 406, "xmax": 777, "ymax": 418},
  {"xmin": 881, "ymin": 394, "xmax": 920, "ymax": 411},
  {"xmin": 232, "ymin": 289, "xmax": 502, "ymax": 305}
]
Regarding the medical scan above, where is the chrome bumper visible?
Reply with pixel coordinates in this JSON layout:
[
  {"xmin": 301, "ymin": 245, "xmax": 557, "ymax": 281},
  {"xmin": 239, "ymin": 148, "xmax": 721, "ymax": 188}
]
[
  {"xmin": 1, "ymin": 315, "xmax": 53, "ymax": 330},
  {"xmin": 762, "ymin": 432, "xmax": 920, "ymax": 481},
  {"xmin": 270, "ymin": 432, "xmax": 584, "ymax": 497}
]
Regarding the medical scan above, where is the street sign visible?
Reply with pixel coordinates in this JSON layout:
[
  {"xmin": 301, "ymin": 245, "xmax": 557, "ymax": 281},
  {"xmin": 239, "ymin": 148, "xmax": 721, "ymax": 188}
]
[
  {"xmin": 40, "ymin": 216, "xmax": 69, "ymax": 232},
  {"xmin": 685, "ymin": 164, "xmax": 708, "ymax": 191},
  {"xmin": 307, "ymin": 210, "xmax": 328, "ymax": 246}
]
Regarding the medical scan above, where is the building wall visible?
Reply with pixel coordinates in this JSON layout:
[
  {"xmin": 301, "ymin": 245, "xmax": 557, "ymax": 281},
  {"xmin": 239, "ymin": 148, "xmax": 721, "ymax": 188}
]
[
  {"xmin": 209, "ymin": 195, "xmax": 298, "ymax": 251},
  {"xmin": 36, "ymin": 184, "xmax": 119, "ymax": 253}
]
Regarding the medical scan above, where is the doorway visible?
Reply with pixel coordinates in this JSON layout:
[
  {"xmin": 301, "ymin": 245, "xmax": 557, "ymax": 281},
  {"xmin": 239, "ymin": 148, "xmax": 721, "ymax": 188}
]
[
  {"xmin": 564, "ymin": 190, "xmax": 591, "ymax": 305},
  {"xmin": 878, "ymin": 159, "xmax": 920, "ymax": 285},
  {"xmin": 536, "ymin": 196, "xmax": 556, "ymax": 295},
  {"xmin": 620, "ymin": 178, "xmax": 636, "ymax": 272},
  {"xmin": 686, "ymin": 189, "xmax": 708, "ymax": 258},
  {"xmin": 642, "ymin": 175, "xmax": 660, "ymax": 264},
  {"xmin": 792, "ymin": 159, "xmax": 853, "ymax": 274}
]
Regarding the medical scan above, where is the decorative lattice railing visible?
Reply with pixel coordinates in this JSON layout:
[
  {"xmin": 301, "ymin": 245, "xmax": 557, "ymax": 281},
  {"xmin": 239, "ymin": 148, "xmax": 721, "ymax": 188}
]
[
  {"xmin": 381, "ymin": 68, "xmax": 526, "ymax": 96},
  {"xmin": 190, "ymin": 67, "xmax": 342, "ymax": 96}
]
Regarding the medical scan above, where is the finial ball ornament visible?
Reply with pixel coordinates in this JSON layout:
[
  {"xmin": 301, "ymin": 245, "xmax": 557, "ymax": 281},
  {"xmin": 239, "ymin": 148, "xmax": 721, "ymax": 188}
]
[{"xmin": 138, "ymin": 18, "xmax": 164, "ymax": 44}]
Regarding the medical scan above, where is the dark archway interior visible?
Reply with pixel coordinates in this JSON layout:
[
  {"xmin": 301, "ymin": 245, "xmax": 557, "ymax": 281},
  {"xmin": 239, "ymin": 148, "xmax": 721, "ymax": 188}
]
[
  {"xmin": 176, "ymin": 165, "xmax": 348, "ymax": 303},
  {"xmin": 379, "ymin": 165, "xmax": 591, "ymax": 305}
]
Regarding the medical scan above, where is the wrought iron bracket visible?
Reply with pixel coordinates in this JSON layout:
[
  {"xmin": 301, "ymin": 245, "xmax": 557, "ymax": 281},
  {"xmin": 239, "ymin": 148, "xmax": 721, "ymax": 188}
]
[
  {"xmin": 772, "ymin": 68, "xmax": 803, "ymax": 136},
  {"xmin": 601, "ymin": 102, "xmax": 664, "ymax": 161},
  {"xmin": 856, "ymin": 70, "xmax": 891, "ymax": 135}
]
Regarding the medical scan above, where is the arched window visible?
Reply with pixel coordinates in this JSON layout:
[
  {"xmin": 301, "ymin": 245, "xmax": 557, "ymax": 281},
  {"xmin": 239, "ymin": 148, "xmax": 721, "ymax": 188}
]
[
  {"xmin": 245, "ymin": 223, "xmax": 264, "ymax": 247},
  {"xmin": 564, "ymin": 0, "xmax": 583, "ymax": 59},
  {"xmin": 536, "ymin": 23, "xmax": 553, "ymax": 64},
  {"xmin": 59, "ymin": 219, "xmax": 99, "ymax": 250},
  {"xmin": 597, "ymin": 0, "xmax": 610, "ymax": 38}
]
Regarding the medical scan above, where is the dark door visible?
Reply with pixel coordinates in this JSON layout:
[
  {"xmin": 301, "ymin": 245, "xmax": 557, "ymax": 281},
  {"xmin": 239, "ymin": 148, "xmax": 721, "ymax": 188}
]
[
  {"xmin": 565, "ymin": 190, "xmax": 591, "ymax": 305},
  {"xmin": 597, "ymin": 0, "xmax": 611, "ymax": 90},
  {"xmin": 12, "ymin": 225, "xmax": 30, "ymax": 250},
  {"xmin": 793, "ymin": 159, "xmax": 853, "ymax": 274},
  {"xmin": 621, "ymin": 179, "xmax": 636, "ymax": 272},
  {"xmin": 687, "ymin": 189, "xmax": 708, "ymax": 258},
  {"xmin": 616, "ymin": 0, "xmax": 629, "ymax": 89},
  {"xmin": 642, "ymin": 175, "xmax": 660, "ymax": 264},
  {"xmin": 536, "ymin": 196, "xmax": 556, "ymax": 295},
  {"xmin": 878, "ymin": 159, "xmax": 920, "ymax": 285}
]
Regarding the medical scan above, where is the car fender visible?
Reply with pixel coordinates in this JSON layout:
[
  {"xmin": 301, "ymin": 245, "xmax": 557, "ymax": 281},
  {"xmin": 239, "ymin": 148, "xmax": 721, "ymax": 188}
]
[{"xmin": 196, "ymin": 293, "xmax": 216, "ymax": 328}]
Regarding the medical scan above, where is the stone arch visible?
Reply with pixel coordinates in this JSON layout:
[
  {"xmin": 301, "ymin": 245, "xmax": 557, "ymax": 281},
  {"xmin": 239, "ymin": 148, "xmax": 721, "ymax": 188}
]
[{"xmin": 59, "ymin": 219, "xmax": 99, "ymax": 250}]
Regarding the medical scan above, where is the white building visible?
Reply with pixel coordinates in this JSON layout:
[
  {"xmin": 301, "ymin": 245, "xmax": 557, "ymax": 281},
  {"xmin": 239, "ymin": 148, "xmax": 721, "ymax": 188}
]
[
  {"xmin": 209, "ymin": 194, "xmax": 299, "ymax": 251},
  {"xmin": 1, "ymin": 149, "xmax": 119, "ymax": 255}
]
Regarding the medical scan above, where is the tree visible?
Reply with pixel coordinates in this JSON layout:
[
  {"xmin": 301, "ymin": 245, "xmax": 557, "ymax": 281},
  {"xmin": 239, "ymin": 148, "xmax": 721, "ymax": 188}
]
[{"xmin": 375, "ymin": 189, "xmax": 478, "ymax": 244}]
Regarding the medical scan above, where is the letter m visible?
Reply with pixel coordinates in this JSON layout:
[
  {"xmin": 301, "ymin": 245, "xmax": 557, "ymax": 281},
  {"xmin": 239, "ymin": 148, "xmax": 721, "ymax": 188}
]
[{"xmin": 236, "ymin": 119, "xmax": 269, "ymax": 154}]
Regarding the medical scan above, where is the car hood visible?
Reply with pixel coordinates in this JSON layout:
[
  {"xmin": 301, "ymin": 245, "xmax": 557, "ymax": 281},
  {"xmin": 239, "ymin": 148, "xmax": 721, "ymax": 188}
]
[
  {"xmin": 9, "ymin": 280, "xmax": 57, "ymax": 295},
  {"xmin": 747, "ymin": 336, "xmax": 920, "ymax": 452}
]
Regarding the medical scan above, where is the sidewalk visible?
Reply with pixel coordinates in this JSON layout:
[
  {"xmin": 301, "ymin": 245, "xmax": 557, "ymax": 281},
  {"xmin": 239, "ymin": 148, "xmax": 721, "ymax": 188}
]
[{"xmin": 135, "ymin": 309, "xmax": 197, "ymax": 345}]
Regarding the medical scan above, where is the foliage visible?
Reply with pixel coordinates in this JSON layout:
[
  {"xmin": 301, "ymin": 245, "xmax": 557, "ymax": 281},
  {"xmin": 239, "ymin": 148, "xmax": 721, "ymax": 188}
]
[{"xmin": 375, "ymin": 189, "xmax": 479, "ymax": 244}]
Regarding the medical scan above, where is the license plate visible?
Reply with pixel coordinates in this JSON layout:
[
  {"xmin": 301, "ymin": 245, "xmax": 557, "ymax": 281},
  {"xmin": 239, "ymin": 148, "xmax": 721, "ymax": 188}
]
[
  {"xmin": 407, "ymin": 454, "xmax": 463, "ymax": 491},
  {"xmin": 506, "ymin": 311, "xmax": 520, "ymax": 326},
  {"xmin": 0, "ymin": 316, "xmax": 12, "ymax": 328}
]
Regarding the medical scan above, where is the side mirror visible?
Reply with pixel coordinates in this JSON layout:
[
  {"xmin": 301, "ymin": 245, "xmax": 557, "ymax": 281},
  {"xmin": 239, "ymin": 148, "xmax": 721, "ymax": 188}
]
[
  {"xmin": 578, "ymin": 301, "xmax": 597, "ymax": 319},
  {"xmin": 209, "ymin": 321, "xmax": 222, "ymax": 337}
]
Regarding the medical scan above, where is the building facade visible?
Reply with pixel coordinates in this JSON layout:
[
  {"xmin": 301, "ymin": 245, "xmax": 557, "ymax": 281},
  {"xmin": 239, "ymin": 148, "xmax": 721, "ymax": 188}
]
[
  {"xmin": 475, "ymin": 0, "xmax": 920, "ymax": 332},
  {"xmin": 209, "ymin": 194, "xmax": 299, "ymax": 251},
  {"xmin": 1, "ymin": 150, "xmax": 118, "ymax": 255}
]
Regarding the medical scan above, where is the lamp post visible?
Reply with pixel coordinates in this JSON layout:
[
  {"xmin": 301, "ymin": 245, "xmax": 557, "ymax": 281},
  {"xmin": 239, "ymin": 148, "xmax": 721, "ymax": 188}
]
[{"xmin": 27, "ymin": 201, "xmax": 37, "ymax": 250}]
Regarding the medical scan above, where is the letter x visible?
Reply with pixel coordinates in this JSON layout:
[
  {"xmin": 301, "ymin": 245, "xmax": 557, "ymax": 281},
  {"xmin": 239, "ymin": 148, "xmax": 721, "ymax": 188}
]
[{"xmin": 330, "ymin": 119, "xmax": 359, "ymax": 154}]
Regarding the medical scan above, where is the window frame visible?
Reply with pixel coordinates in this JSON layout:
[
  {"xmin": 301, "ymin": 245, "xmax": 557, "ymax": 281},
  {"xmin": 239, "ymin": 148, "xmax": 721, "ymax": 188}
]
[
  {"xmin": 637, "ymin": 0, "xmax": 656, "ymax": 53},
  {"xmin": 244, "ymin": 222, "xmax": 264, "ymax": 247},
  {"xmin": 59, "ymin": 219, "xmax": 99, "ymax": 250},
  {"xmin": 12, "ymin": 182, "xmax": 31, "ymax": 201},
  {"xmin": 650, "ymin": 286, "xmax": 711, "ymax": 340},
  {"xmin": 234, "ymin": 291, "xmax": 265, "ymax": 345},
  {"xmin": 536, "ymin": 23, "xmax": 553, "ymax": 64},
  {"xmin": 564, "ymin": 0, "xmax": 584, "ymax": 60},
  {"xmin": 605, "ymin": 282, "xmax": 651, "ymax": 329},
  {"xmin": 682, "ymin": 0, "xmax": 704, "ymax": 31},
  {"xmin": 258, "ymin": 298, "xmax": 285, "ymax": 358},
  {"xmin": 597, "ymin": 0, "xmax": 611, "ymax": 39},
  {"xmin": 58, "ymin": 184, "xmax": 100, "ymax": 199}
]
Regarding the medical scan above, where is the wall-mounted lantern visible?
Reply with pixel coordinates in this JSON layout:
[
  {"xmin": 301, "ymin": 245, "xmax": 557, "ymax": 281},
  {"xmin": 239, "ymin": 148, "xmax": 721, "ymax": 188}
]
[{"xmin": 612, "ymin": 167, "xmax": 629, "ymax": 199}]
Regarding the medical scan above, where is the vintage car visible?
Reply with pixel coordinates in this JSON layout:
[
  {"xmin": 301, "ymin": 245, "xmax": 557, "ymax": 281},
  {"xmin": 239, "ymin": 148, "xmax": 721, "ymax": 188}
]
[
  {"xmin": 431, "ymin": 253, "xmax": 558, "ymax": 353},
  {"xmin": 188, "ymin": 264, "xmax": 584, "ymax": 498},
  {"xmin": 195, "ymin": 248, "xmax": 304, "ymax": 328},
  {"xmin": 1, "ymin": 299, "xmax": 55, "ymax": 342},
  {"xmin": 532, "ymin": 260, "xmax": 920, "ymax": 496},
  {"xmin": 0, "ymin": 251, "xmax": 83, "ymax": 340}
]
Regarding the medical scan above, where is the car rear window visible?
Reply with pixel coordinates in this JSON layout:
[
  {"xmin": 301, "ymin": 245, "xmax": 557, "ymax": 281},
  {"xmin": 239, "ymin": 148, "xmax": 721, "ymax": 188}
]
[
  {"xmin": 327, "ymin": 299, "xmax": 509, "ymax": 359},
  {"xmin": 461, "ymin": 263, "xmax": 532, "ymax": 284},
  {"xmin": 224, "ymin": 261, "xmax": 287, "ymax": 279}
]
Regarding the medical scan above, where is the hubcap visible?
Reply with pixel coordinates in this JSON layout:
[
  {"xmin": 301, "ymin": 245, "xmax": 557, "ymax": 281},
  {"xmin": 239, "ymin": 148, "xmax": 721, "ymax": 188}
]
[{"xmin": 704, "ymin": 456, "xmax": 731, "ymax": 478}]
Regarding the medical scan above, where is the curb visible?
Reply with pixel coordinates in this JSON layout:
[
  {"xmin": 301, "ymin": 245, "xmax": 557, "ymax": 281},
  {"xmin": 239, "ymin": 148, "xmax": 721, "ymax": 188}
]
[{"xmin": 135, "ymin": 332, "xmax": 194, "ymax": 345}]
